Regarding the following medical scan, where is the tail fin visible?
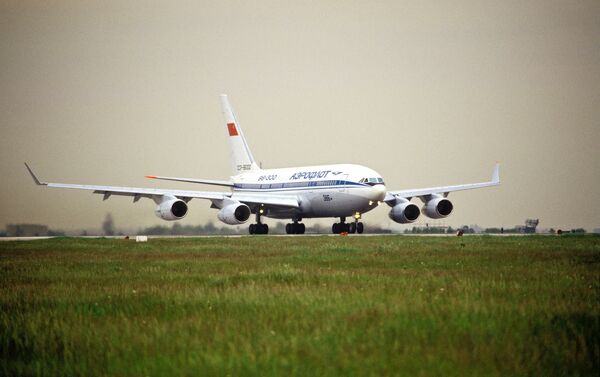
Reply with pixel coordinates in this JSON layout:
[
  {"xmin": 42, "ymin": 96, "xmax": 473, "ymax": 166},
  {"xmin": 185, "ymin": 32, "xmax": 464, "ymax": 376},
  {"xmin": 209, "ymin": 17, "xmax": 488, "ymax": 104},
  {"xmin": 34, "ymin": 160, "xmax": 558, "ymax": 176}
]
[{"xmin": 219, "ymin": 94, "xmax": 260, "ymax": 175}]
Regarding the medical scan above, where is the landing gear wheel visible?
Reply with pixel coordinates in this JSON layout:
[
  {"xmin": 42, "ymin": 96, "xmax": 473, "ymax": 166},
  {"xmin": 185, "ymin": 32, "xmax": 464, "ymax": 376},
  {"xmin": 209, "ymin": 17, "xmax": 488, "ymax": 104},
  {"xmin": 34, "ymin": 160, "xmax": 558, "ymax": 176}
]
[
  {"xmin": 332, "ymin": 222, "xmax": 350, "ymax": 234},
  {"xmin": 250, "ymin": 223, "xmax": 268, "ymax": 235},
  {"xmin": 286, "ymin": 222, "xmax": 305, "ymax": 234},
  {"xmin": 356, "ymin": 222, "xmax": 364, "ymax": 234},
  {"xmin": 349, "ymin": 222, "xmax": 356, "ymax": 234}
]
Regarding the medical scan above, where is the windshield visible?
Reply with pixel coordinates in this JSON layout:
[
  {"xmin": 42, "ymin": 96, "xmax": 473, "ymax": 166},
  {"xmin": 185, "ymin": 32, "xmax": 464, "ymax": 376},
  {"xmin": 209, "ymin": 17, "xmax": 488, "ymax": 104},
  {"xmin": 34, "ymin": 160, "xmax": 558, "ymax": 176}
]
[{"xmin": 360, "ymin": 177, "xmax": 385, "ymax": 185}]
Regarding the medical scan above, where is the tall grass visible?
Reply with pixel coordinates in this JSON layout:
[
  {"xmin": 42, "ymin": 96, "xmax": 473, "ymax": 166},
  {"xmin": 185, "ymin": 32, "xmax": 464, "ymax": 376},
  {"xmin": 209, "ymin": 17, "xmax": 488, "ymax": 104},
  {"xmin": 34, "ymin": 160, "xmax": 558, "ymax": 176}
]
[{"xmin": 1, "ymin": 235, "xmax": 598, "ymax": 376}]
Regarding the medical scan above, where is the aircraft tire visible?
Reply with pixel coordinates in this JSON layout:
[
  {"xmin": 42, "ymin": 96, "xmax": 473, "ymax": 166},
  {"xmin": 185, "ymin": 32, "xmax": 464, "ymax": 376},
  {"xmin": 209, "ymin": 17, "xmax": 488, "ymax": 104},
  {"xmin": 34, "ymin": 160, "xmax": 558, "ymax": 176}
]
[
  {"xmin": 357, "ymin": 222, "xmax": 364, "ymax": 234},
  {"xmin": 349, "ymin": 223, "xmax": 356, "ymax": 234},
  {"xmin": 250, "ymin": 223, "xmax": 268, "ymax": 235}
]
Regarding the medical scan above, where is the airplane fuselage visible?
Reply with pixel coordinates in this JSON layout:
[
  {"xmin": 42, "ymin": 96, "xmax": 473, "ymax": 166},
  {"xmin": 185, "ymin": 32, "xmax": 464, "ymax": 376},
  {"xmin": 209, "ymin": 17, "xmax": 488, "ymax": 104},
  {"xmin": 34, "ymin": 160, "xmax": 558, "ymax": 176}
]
[{"xmin": 230, "ymin": 164, "xmax": 387, "ymax": 219}]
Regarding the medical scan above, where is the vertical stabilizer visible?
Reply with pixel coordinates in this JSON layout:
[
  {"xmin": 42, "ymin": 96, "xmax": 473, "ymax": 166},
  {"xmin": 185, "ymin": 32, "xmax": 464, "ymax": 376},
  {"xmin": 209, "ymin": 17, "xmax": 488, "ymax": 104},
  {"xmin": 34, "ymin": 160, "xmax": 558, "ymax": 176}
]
[{"xmin": 219, "ymin": 94, "xmax": 260, "ymax": 174}]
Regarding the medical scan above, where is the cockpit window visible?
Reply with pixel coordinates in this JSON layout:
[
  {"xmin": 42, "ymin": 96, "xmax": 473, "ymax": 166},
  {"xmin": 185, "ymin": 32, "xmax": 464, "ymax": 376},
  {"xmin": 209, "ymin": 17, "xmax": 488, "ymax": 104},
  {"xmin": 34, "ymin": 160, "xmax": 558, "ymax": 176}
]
[{"xmin": 360, "ymin": 177, "xmax": 384, "ymax": 185}]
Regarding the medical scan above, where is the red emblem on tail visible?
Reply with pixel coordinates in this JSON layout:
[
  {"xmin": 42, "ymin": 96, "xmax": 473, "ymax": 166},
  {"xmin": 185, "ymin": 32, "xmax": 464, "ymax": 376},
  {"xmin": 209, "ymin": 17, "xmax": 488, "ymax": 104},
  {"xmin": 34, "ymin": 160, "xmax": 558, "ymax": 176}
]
[{"xmin": 227, "ymin": 123, "xmax": 239, "ymax": 136}]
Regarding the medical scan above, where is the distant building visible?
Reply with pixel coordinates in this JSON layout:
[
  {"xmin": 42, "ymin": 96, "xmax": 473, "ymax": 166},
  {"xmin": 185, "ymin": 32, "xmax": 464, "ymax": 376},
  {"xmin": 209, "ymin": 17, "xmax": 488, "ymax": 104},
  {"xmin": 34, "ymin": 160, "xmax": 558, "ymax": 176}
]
[{"xmin": 6, "ymin": 224, "xmax": 49, "ymax": 237}]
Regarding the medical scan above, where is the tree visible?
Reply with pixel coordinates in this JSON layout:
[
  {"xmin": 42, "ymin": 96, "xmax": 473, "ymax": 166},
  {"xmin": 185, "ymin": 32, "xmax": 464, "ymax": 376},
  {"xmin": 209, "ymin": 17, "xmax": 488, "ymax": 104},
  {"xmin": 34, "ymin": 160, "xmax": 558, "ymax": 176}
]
[{"xmin": 102, "ymin": 213, "xmax": 115, "ymax": 236}]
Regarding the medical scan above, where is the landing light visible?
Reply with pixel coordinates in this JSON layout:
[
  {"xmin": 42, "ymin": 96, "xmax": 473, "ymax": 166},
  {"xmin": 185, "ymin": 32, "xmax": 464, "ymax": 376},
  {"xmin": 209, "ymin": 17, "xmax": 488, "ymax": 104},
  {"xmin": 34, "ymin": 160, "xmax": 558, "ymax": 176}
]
[
  {"xmin": 354, "ymin": 212, "xmax": 361, "ymax": 220},
  {"xmin": 259, "ymin": 209, "xmax": 264, "ymax": 214},
  {"xmin": 368, "ymin": 200, "xmax": 373, "ymax": 206}
]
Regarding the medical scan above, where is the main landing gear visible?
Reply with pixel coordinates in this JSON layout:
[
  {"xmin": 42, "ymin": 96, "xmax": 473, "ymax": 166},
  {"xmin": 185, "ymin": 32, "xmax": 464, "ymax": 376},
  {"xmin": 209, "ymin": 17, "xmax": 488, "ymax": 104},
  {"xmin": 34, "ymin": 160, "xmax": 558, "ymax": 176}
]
[
  {"xmin": 249, "ymin": 210, "xmax": 268, "ymax": 235},
  {"xmin": 332, "ymin": 217, "xmax": 364, "ymax": 234},
  {"xmin": 285, "ymin": 219, "xmax": 305, "ymax": 234},
  {"xmin": 249, "ymin": 223, "xmax": 268, "ymax": 234}
]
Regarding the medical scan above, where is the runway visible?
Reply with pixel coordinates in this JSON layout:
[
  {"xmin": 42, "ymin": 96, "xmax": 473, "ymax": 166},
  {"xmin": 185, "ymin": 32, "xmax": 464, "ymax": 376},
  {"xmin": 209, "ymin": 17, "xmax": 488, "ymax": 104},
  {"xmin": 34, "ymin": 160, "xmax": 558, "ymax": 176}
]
[{"xmin": 0, "ymin": 233, "xmax": 538, "ymax": 241}]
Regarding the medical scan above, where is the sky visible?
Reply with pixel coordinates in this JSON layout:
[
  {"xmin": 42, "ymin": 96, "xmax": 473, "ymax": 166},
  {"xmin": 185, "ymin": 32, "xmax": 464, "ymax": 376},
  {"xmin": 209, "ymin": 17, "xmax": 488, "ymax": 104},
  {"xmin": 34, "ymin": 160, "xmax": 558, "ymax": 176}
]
[{"xmin": 1, "ymin": 0, "xmax": 599, "ymax": 232}]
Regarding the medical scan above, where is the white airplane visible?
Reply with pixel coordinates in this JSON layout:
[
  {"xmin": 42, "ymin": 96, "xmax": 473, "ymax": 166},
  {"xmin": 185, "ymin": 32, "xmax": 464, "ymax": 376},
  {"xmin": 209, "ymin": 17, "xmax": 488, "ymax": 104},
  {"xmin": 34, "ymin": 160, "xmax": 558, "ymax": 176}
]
[{"xmin": 26, "ymin": 94, "xmax": 500, "ymax": 235}]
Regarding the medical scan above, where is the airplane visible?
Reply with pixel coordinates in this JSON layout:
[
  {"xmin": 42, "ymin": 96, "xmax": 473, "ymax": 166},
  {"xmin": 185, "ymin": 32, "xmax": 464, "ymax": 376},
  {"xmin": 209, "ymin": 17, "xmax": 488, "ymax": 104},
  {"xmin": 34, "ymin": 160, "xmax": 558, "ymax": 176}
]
[{"xmin": 26, "ymin": 94, "xmax": 500, "ymax": 235}]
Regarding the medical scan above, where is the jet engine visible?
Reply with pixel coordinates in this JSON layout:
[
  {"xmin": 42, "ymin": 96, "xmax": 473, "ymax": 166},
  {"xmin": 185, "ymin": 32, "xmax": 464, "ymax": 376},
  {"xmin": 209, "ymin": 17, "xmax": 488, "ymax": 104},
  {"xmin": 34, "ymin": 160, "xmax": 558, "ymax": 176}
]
[
  {"xmin": 422, "ymin": 196, "xmax": 453, "ymax": 219},
  {"xmin": 154, "ymin": 198, "xmax": 188, "ymax": 220},
  {"xmin": 389, "ymin": 200, "xmax": 420, "ymax": 223},
  {"xmin": 217, "ymin": 202, "xmax": 251, "ymax": 225}
]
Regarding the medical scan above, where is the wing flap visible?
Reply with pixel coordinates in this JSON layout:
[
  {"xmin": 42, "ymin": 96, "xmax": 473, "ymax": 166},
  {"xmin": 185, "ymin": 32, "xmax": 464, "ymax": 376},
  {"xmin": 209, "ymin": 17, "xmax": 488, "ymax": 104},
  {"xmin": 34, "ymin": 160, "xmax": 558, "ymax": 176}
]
[{"xmin": 145, "ymin": 175, "xmax": 234, "ymax": 187}]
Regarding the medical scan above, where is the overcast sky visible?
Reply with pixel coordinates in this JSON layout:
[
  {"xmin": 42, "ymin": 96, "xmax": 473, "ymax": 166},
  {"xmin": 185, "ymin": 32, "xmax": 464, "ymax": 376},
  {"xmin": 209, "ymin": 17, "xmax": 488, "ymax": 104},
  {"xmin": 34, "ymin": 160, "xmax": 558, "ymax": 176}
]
[{"xmin": 1, "ymin": 0, "xmax": 599, "ymax": 232}]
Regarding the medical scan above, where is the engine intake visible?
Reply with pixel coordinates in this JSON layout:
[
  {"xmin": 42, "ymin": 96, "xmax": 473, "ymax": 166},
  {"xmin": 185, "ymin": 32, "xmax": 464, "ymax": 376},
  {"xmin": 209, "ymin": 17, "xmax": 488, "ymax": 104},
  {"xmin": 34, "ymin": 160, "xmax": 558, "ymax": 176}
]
[
  {"xmin": 154, "ymin": 198, "xmax": 188, "ymax": 221},
  {"xmin": 423, "ymin": 197, "xmax": 453, "ymax": 219},
  {"xmin": 389, "ymin": 201, "xmax": 420, "ymax": 223},
  {"xmin": 217, "ymin": 202, "xmax": 251, "ymax": 225}
]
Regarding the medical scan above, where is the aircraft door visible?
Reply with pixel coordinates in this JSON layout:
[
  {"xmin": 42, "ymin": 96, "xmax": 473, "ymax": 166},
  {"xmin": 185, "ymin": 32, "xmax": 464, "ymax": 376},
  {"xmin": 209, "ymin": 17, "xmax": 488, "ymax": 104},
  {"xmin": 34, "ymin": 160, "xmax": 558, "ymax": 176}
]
[{"xmin": 338, "ymin": 174, "xmax": 348, "ymax": 192}]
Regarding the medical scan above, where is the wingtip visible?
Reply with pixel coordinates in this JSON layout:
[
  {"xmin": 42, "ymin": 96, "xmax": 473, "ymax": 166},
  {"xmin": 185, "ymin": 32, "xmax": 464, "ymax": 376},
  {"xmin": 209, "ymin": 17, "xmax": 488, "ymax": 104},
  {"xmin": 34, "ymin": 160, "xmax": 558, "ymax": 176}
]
[
  {"xmin": 492, "ymin": 162, "xmax": 500, "ymax": 184},
  {"xmin": 24, "ymin": 162, "xmax": 46, "ymax": 186},
  {"xmin": 145, "ymin": 175, "xmax": 157, "ymax": 179}
]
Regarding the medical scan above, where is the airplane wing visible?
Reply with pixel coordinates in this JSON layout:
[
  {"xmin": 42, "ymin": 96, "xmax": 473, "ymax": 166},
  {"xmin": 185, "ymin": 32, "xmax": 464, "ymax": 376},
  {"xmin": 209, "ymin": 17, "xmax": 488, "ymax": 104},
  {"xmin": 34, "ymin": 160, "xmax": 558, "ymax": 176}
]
[
  {"xmin": 145, "ymin": 175, "xmax": 235, "ymax": 187},
  {"xmin": 385, "ymin": 163, "xmax": 500, "ymax": 202},
  {"xmin": 25, "ymin": 163, "xmax": 299, "ymax": 208}
]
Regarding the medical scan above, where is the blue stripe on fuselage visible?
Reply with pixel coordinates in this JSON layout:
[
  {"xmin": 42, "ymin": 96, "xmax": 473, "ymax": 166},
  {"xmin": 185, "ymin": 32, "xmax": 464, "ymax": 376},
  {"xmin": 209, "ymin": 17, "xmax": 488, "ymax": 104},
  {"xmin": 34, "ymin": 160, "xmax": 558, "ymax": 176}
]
[{"xmin": 232, "ymin": 180, "xmax": 367, "ymax": 192}]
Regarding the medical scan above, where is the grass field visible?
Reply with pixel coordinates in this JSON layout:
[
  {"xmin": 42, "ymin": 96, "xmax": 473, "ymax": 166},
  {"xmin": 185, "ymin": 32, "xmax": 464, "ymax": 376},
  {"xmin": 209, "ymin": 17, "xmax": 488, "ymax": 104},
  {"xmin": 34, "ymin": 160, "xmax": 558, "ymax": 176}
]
[{"xmin": 1, "ymin": 235, "xmax": 598, "ymax": 376}]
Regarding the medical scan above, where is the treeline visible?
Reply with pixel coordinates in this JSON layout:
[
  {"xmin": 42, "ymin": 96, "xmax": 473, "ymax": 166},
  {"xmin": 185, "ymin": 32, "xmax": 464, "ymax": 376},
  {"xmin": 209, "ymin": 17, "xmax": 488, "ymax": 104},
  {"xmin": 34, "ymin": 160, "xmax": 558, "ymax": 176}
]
[
  {"xmin": 405, "ymin": 226, "xmax": 589, "ymax": 235},
  {"xmin": 404, "ymin": 226, "xmax": 465, "ymax": 234},
  {"xmin": 138, "ymin": 221, "xmax": 393, "ymax": 235},
  {"xmin": 139, "ymin": 222, "xmax": 241, "ymax": 235}
]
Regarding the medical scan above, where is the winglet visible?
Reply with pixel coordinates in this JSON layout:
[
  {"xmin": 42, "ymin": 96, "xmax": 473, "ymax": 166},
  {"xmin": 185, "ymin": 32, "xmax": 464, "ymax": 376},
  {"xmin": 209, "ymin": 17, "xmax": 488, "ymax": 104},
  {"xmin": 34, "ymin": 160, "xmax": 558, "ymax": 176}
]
[
  {"xmin": 145, "ymin": 175, "xmax": 157, "ymax": 179},
  {"xmin": 492, "ymin": 162, "xmax": 500, "ymax": 184},
  {"xmin": 24, "ymin": 163, "xmax": 47, "ymax": 186}
]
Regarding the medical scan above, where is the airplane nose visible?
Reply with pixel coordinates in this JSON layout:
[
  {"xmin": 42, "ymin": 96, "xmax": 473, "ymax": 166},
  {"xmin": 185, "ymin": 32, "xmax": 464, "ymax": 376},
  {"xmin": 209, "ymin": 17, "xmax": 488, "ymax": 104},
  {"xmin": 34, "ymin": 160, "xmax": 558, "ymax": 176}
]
[{"xmin": 370, "ymin": 184, "xmax": 386, "ymax": 201}]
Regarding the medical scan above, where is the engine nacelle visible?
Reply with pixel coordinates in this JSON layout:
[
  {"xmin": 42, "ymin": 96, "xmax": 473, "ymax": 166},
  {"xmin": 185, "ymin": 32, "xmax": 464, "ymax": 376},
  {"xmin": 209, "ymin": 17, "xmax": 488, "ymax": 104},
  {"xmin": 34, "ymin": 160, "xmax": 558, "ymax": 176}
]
[
  {"xmin": 423, "ymin": 197, "xmax": 453, "ymax": 219},
  {"xmin": 217, "ymin": 202, "xmax": 251, "ymax": 225},
  {"xmin": 389, "ymin": 201, "xmax": 421, "ymax": 223},
  {"xmin": 154, "ymin": 199, "xmax": 188, "ymax": 221}
]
